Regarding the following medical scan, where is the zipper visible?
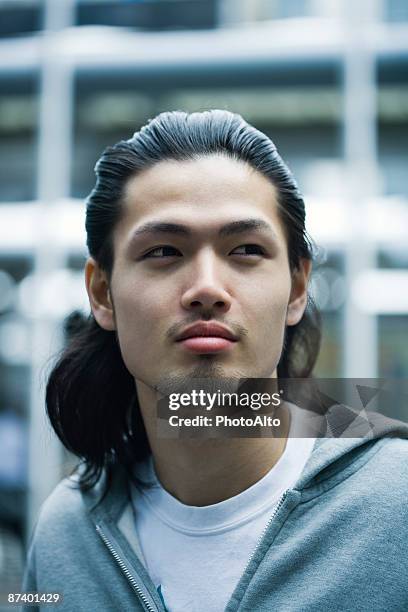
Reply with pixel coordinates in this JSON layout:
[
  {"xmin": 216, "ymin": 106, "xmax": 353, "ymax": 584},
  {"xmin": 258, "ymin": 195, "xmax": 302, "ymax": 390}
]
[
  {"xmin": 96, "ymin": 524, "xmax": 158, "ymax": 612},
  {"xmin": 96, "ymin": 491, "xmax": 289, "ymax": 612},
  {"xmin": 240, "ymin": 490, "xmax": 289, "ymax": 577}
]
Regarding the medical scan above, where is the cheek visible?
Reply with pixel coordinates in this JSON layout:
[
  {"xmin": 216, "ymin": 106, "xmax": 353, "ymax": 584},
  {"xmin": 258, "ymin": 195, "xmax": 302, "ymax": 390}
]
[
  {"xmin": 249, "ymin": 301, "xmax": 288, "ymax": 350},
  {"xmin": 112, "ymin": 278, "xmax": 174, "ymax": 376},
  {"xmin": 238, "ymin": 273, "xmax": 291, "ymax": 370},
  {"xmin": 115, "ymin": 271, "xmax": 175, "ymax": 321},
  {"xmin": 241, "ymin": 274, "xmax": 291, "ymax": 330}
]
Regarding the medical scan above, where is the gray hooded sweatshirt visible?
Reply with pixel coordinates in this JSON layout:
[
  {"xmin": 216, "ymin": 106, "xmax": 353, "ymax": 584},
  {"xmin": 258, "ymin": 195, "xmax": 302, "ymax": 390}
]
[{"xmin": 22, "ymin": 415, "xmax": 408, "ymax": 612}]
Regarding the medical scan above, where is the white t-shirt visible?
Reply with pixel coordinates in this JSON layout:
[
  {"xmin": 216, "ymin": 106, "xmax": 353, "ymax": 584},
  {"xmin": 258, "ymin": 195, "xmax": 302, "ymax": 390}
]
[{"xmin": 131, "ymin": 405, "xmax": 316, "ymax": 612}]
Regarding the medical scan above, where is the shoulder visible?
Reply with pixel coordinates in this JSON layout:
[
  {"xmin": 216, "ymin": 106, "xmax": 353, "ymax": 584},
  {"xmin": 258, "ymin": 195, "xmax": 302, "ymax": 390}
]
[
  {"xmin": 23, "ymin": 476, "xmax": 93, "ymax": 589},
  {"xmin": 31, "ymin": 464, "xmax": 126, "ymax": 546},
  {"xmin": 346, "ymin": 436, "xmax": 408, "ymax": 522},
  {"xmin": 33, "ymin": 477, "xmax": 89, "ymax": 544},
  {"xmin": 370, "ymin": 436, "xmax": 408, "ymax": 484},
  {"xmin": 32, "ymin": 464, "xmax": 113, "ymax": 544},
  {"xmin": 371, "ymin": 435, "xmax": 408, "ymax": 464},
  {"xmin": 312, "ymin": 435, "xmax": 408, "ymax": 511}
]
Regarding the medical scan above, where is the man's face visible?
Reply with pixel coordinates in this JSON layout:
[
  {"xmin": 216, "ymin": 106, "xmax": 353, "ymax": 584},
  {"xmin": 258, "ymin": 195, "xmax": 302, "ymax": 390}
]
[{"xmin": 95, "ymin": 155, "xmax": 308, "ymax": 391}]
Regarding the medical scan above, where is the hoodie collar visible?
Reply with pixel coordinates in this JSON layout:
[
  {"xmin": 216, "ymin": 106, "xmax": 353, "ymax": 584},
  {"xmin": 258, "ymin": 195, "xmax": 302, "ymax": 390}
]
[{"xmin": 295, "ymin": 409, "xmax": 408, "ymax": 490}]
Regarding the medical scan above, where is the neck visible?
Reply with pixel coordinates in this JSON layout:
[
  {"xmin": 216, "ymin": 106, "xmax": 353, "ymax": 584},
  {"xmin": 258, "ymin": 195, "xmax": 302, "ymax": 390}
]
[{"xmin": 135, "ymin": 380, "xmax": 290, "ymax": 506}]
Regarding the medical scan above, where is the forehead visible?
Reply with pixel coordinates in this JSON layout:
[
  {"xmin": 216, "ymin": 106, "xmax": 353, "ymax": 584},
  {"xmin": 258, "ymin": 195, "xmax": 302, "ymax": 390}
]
[{"xmin": 119, "ymin": 155, "xmax": 283, "ymax": 237}]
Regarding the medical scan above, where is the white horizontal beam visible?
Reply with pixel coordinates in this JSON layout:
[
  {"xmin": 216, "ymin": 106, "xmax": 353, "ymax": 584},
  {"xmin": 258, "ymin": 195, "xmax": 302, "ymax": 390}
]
[
  {"xmin": 1, "ymin": 21, "xmax": 408, "ymax": 73},
  {"xmin": 352, "ymin": 270, "xmax": 408, "ymax": 314},
  {"xmin": 0, "ymin": 200, "xmax": 86, "ymax": 253}
]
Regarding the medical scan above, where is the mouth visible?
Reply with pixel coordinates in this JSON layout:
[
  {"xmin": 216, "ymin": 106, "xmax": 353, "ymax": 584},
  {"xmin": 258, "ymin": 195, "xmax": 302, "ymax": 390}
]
[{"xmin": 175, "ymin": 322, "xmax": 238, "ymax": 354}]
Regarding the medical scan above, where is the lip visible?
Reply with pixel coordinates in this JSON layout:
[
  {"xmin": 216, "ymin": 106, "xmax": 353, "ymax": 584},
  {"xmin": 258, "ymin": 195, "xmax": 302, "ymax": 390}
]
[
  {"xmin": 175, "ymin": 322, "xmax": 238, "ymax": 343},
  {"xmin": 178, "ymin": 337, "xmax": 235, "ymax": 354},
  {"xmin": 175, "ymin": 322, "xmax": 238, "ymax": 354}
]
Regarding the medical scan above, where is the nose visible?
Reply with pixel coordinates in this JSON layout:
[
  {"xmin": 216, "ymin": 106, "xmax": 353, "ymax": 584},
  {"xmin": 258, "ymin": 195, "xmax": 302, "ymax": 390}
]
[{"xmin": 180, "ymin": 250, "xmax": 232, "ymax": 315}]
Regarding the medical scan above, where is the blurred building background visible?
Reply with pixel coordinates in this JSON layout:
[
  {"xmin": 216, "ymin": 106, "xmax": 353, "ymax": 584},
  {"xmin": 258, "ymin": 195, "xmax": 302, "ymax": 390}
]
[{"xmin": 0, "ymin": 0, "xmax": 407, "ymax": 600}]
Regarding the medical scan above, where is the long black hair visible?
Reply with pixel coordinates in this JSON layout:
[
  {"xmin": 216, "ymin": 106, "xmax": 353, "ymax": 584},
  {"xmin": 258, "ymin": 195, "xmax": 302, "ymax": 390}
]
[{"xmin": 46, "ymin": 110, "xmax": 321, "ymax": 490}]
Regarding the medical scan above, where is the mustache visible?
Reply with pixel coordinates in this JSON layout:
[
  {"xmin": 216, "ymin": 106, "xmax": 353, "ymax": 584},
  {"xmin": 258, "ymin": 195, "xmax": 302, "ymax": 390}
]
[{"xmin": 166, "ymin": 316, "xmax": 248, "ymax": 341}]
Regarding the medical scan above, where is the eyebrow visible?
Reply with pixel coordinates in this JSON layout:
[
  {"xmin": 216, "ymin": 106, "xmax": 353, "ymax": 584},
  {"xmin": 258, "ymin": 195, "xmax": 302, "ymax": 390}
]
[
  {"xmin": 218, "ymin": 219, "xmax": 275, "ymax": 238},
  {"xmin": 129, "ymin": 218, "xmax": 277, "ymax": 241}
]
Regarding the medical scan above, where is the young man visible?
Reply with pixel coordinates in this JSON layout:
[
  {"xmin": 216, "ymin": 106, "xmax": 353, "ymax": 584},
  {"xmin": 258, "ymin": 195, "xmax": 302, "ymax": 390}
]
[{"xmin": 23, "ymin": 111, "xmax": 408, "ymax": 611}]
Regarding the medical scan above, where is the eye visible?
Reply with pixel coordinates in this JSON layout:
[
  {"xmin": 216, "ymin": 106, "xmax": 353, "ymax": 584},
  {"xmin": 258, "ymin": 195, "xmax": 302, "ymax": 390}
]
[
  {"xmin": 142, "ymin": 246, "xmax": 182, "ymax": 259},
  {"xmin": 230, "ymin": 244, "xmax": 265, "ymax": 256}
]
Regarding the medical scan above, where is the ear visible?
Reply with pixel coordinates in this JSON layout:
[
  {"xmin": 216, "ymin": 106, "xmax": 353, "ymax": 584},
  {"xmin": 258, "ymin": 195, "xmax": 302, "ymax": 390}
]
[
  {"xmin": 286, "ymin": 258, "xmax": 312, "ymax": 326},
  {"xmin": 85, "ymin": 257, "xmax": 116, "ymax": 331}
]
